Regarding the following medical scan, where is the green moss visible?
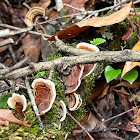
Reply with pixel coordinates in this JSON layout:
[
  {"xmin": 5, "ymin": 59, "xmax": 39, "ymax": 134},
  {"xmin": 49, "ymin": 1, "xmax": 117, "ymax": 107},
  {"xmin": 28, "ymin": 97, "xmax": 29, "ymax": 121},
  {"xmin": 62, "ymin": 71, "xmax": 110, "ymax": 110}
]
[{"xmin": 0, "ymin": 103, "xmax": 44, "ymax": 139}]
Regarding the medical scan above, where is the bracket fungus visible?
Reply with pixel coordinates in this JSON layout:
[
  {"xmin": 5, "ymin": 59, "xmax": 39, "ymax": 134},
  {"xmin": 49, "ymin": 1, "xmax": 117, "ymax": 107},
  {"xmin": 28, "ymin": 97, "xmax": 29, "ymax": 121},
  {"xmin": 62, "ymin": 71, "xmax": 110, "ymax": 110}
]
[
  {"xmin": 65, "ymin": 93, "xmax": 82, "ymax": 111},
  {"xmin": 59, "ymin": 100, "xmax": 67, "ymax": 122},
  {"xmin": 76, "ymin": 42, "xmax": 100, "ymax": 79},
  {"xmin": 31, "ymin": 78, "xmax": 56, "ymax": 115},
  {"xmin": 25, "ymin": 7, "xmax": 45, "ymax": 27},
  {"xmin": 62, "ymin": 65, "xmax": 84, "ymax": 93},
  {"xmin": 7, "ymin": 93, "xmax": 27, "ymax": 121}
]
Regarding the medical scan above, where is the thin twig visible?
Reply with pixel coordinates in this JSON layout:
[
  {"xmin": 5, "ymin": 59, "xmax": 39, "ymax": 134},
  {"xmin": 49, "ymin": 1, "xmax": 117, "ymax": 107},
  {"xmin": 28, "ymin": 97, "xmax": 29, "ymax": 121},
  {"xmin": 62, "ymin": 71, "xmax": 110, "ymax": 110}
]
[
  {"xmin": 0, "ymin": 57, "xmax": 29, "ymax": 75},
  {"xmin": 64, "ymin": 3, "xmax": 85, "ymax": 12},
  {"xmin": 0, "ymin": 23, "xmax": 51, "ymax": 38},
  {"xmin": 127, "ymin": 16, "xmax": 140, "ymax": 40},
  {"xmin": 103, "ymin": 105, "xmax": 140, "ymax": 123},
  {"xmin": 0, "ymin": 38, "xmax": 14, "ymax": 47},
  {"xmin": 132, "ymin": 0, "xmax": 140, "ymax": 33},
  {"xmin": 67, "ymin": 112, "xmax": 95, "ymax": 140},
  {"xmin": 8, "ymin": 45, "xmax": 17, "ymax": 63},
  {"xmin": 54, "ymin": 101, "xmax": 94, "ymax": 140},
  {"xmin": 25, "ymin": 77, "xmax": 44, "ymax": 130}
]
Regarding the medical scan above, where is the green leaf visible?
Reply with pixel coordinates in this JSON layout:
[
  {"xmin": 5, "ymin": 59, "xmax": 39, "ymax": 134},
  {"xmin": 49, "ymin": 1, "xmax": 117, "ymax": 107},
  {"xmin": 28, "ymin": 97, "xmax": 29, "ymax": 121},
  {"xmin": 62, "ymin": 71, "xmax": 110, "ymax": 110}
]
[
  {"xmin": 122, "ymin": 69, "xmax": 138, "ymax": 84},
  {"xmin": 105, "ymin": 66, "xmax": 121, "ymax": 83},
  {"xmin": 0, "ymin": 94, "xmax": 12, "ymax": 108},
  {"xmin": 90, "ymin": 38, "xmax": 106, "ymax": 46}
]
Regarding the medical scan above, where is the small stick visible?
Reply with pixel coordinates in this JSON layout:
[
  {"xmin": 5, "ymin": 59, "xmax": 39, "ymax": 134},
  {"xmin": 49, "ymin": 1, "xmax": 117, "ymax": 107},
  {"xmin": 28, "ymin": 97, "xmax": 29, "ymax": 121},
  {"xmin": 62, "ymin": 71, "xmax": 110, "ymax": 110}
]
[
  {"xmin": 0, "ymin": 23, "xmax": 51, "ymax": 38},
  {"xmin": 8, "ymin": 45, "xmax": 17, "ymax": 63},
  {"xmin": 104, "ymin": 105, "xmax": 140, "ymax": 123},
  {"xmin": 0, "ymin": 57, "xmax": 29, "ymax": 75},
  {"xmin": 25, "ymin": 77, "xmax": 43, "ymax": 130},
  {"xmin": 0, "ymin": 38, "xmax": 14, "ymax": 47},
  {"xmin": 132, "ymin": 0, "xmax": 140, "ymax": 33},
  {"xmin": 54, "ymin": 101, "xmax": 94, "ymax": 140},
  {"xmin": 12, "ymin": 80, "xmax": 16, "ymax": 93}
]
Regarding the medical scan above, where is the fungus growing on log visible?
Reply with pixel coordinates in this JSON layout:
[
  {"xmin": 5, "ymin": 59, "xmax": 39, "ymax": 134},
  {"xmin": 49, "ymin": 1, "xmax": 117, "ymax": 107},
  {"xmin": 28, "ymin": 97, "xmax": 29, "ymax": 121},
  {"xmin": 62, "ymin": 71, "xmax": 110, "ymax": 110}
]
[
  {"xmin": 65, "ymin": 92, "xmax": 82, "ymax": 111},
  {"xmin": 59, "ymin": 100, "xmax": 67, "ymax": 122},
  {"xmin": 62, "ymin": 65, "xmax": 84, "ymax": 93},
  {"xmin": 7, "ymin": 93, "xmax": 27, "ymax": 121},
  {"xmin": 76, "ymin": 42, "xmax": 100, "ymax": 79},
  {"xmin": 31, "ymin": 78, "xmax": 56, "ymax": 115}
]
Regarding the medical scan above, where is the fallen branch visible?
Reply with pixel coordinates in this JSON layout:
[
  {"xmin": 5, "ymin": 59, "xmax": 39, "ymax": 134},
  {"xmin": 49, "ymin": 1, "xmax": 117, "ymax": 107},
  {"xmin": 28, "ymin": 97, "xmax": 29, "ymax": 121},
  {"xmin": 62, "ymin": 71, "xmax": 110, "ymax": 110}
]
[
  {"xmin": 0, "ymin": 49, "xmax": 140, "ymax": 80},
  {"xmin": 25, "ymin": 77, "xmax": 43, "ymax": 130}
]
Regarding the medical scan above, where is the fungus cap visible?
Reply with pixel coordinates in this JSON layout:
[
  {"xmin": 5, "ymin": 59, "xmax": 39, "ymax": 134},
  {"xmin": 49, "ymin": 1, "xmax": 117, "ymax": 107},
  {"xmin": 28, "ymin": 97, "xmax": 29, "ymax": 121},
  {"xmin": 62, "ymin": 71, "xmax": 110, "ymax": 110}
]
[
  {"xmin": 59, "ymin": 100, "xmax": 67, "ymax": 122},
  {"xmin": 25, "ymin": 7, "xmax": 45, "ymax": 26},
  {"xmin": 65, "ymin": 92, "xmax": 80, "ymax": 111},
  {"xmin": 76, "ymin": 42, "xmax": 100, "ymax": 79},
  {"xmin": 7, "ymin": 93, "xmax": 27, "ymax": 112},
  {"xmin": 31, "ymin": 78, "xmax": 56, "ymax": 115}
]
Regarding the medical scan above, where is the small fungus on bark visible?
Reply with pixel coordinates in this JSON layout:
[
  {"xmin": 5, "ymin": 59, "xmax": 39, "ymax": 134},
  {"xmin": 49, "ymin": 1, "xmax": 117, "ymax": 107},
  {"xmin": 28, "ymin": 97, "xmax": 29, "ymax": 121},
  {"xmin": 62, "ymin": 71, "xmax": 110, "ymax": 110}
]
[
  {"xmin": 63, "ymin": 65, "xmax": 84, "ymax": 93},
  {"xmin": 76, "ymin": 42, "xmax": 100, "ymax": 79},
  {"xmin": 59, "ymin": 100, "xmax": 67, "ymax": 122},
  {"xmin": 65, "ymin": 92, "xmax": 82, "ymax": 111}
]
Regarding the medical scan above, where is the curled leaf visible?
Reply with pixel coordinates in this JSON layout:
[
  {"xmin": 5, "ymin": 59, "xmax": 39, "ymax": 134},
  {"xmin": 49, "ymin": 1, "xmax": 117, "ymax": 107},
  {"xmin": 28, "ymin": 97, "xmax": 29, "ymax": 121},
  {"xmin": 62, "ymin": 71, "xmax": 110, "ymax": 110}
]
[
  {"xmin": 122, "ymin": 24, "xmax": 133, "ymax": 40},
  {"xmin": 0, "ymin": 109, "xmax": 31, "ymax": 127},
  {"xmin": 48, "ymin": 1, "xmax": 132, "ymax": 40}
]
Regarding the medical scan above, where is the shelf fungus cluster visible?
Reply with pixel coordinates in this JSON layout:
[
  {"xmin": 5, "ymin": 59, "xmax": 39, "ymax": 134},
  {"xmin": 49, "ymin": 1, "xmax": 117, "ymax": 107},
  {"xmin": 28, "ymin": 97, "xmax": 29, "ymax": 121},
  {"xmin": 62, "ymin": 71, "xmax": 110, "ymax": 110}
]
[
  {"xmin": 7, "ymin": 93, "xmax": 27, "ymax": 121},
  {"xmin": 62, "ymin": 43, "xmax": 99, "ymax": 111},
  {"xmin": 63, "ymin": 42, "xmax": 100, "ymax": 94},
  {"xmin": 31, "ymin": 78, "xmax": 56, "ymax": 115}
]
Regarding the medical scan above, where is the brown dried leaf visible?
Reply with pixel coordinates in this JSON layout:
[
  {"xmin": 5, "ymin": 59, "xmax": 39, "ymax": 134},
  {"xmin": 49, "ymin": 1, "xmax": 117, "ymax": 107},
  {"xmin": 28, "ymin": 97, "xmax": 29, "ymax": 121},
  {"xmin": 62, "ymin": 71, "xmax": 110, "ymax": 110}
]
[
  {"xmin": 133, "ymin": 109, "xmax": 140, "ymax": 124},
  {"xmin": 77, "ymin": 1, "xmax": 132, "ymax": 27},
  {"xmin": 22, "ymin": 34, "xmax": 41, "ymax": 62},
  {"xmin": 0, "ymin": 109, "xmax": 31, "ymax": 127},
  {"xmin": 0, "ymin": 118, "xmax": 9, "ymax": 126},
  {"xmin": 97, "ymin": 84, "xmax": 109, "ymax": 99},
  {"xmin": 117, "ymin": 87, "xmax": 134, "ymax": 119},
  {"xmin": 48, "ymin": 1, "xmax": 132, "ymax": 40},
  {"xmin": 121, "ymin": 40, "xmax": 140, "ymax": 78},
  {"xmin": 89, "ymin": 80, "xmax": 107, "ymax": 100},
  {"xmin": 115, "ymin": 79, "xmax": 140, "ymax": 89},
  {"xmin": 122, "ymin": 24, "xmax": 133, "ymax": 40},
  {"xmin": 48, "ymin": 25, "xmax": 89, "ymax": 41},
  {"xmin": 73, "ymin": 109, "xmax": 99, "ymax": 134}
]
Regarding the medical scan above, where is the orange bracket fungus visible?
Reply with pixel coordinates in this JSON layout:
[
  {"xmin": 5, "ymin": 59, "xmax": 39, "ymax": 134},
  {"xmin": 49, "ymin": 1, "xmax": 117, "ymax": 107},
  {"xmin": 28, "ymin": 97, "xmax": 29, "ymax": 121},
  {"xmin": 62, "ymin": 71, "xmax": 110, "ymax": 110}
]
[
  {"xmin": 7, "ymin": 93, "xmax": 27, "ymax": 121},
  {"xmin": 65, "ymin": 92, "xmax": 82, "ymax": 111},
  {"xmin": 62, "ymin": 65, "xmax": 84, "ymax": 93},
  {"xmin": 31, "ymin": 78, "xmax": 56, "ymax": 115},
  {"xmin": 76, "ymin": 42, "xmax": 100, "ymax": 79},
  {"xmin": 59, "ymin": 100, "xmax": 67, "ymax": 122}
]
